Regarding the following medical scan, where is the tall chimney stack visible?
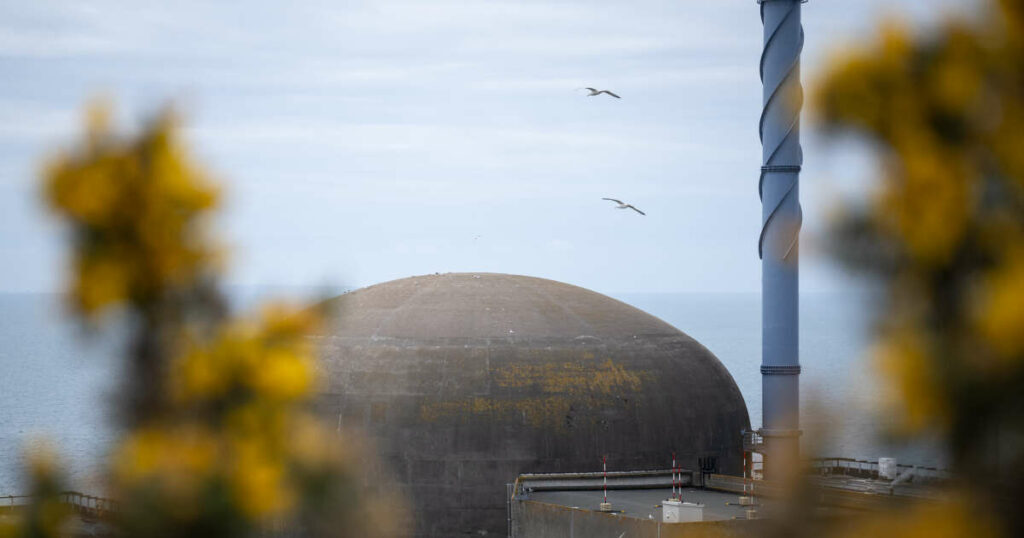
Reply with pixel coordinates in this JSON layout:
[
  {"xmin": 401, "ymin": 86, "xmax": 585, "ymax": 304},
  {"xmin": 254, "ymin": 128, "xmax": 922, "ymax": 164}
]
[{"xmin": 757, "ymin": 0, "xmax": 804, "ymax": 479}]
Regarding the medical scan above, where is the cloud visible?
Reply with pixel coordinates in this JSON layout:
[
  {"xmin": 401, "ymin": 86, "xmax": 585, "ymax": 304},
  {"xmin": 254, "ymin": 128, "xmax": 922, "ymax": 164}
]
[
  {"xmin": 0, "ymin": 100, "xmax": 77, "ymax": 143},
  {"xmin": 544, "ymin": 239, "xmax": 572, "ymax": 252},
  {"xmin": 0, "ymin": 0, "xmax": 952, "ymax": 293}
]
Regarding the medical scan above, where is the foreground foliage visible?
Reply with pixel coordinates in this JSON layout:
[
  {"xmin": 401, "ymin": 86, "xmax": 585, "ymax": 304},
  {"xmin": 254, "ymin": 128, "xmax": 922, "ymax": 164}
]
[
  {"xmin": 9, "ymin": 104, "xmax": 404, "ymax": 537},
  {"xmin": 815, "ymin": 0, "xmax": 1024, "ymax": 535}
]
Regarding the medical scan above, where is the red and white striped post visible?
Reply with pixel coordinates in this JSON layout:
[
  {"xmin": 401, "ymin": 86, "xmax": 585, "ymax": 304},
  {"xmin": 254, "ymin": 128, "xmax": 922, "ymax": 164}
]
[{"xmin": 598, "ymin": 455, "xmax": 613, "ymax": 511}]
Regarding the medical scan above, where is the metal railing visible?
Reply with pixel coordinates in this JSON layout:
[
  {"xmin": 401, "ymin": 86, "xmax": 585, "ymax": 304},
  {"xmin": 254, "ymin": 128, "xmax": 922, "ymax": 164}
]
[
  {"xmin": 0, "ymin": 491, "xmax": 118, "ymax": 519},
  {"xmin": 1, "ymin": 494, "xmax": 33, "ymax": 514},
  {"xmin": 512, "ymin": 469, "xmax": 693, "ymax": 498},
  {"xmin": 808, "ymin": 458, "xmax": 951, "ymax": 483},
  {"xmin": 742, "ymin": 430, "xmax": 764, "ymax": 452}
]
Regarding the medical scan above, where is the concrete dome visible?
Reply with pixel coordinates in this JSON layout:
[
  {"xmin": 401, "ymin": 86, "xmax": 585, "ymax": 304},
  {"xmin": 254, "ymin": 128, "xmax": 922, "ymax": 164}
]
[{"xmin": 314, "ymin": 273, "xmax": 749, "ymax": 537}]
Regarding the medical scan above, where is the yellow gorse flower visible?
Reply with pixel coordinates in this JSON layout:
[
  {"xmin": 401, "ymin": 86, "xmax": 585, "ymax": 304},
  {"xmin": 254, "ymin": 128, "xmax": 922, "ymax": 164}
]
[
  {"xmin": 172, "ymin": 305, "xmax": 319, "ymax": 405},
  {"xmin": 814, "ymin": 0, "xmax": 1024, "ymax": 433},
  {"xmin": 35, "ymin": 101, "xmax": 407, "ymax": 536},
  {"xmin": 873, "ymin": 329, "xmax": 948, "ymax": 432},
  {"xmin": 814, "ymin": 2, "xmax": 1024, "ymax": 533},
  {"xmin": 43, "ymin": 102, "xmax": 219, "ymax": 315},
  {"xmin": 977, "ymin": 247, "xmax": 1024, "ymax": 364}
]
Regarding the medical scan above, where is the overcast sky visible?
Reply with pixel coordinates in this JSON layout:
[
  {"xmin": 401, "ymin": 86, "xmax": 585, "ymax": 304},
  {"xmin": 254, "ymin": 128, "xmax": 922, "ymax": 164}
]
[{"xmin": 0, "ymin": 0, "xmax": 975, "ymax": 295}]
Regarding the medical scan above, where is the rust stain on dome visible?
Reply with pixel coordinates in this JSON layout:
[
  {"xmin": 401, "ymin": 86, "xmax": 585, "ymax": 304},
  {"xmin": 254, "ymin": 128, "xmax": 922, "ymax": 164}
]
[
  {"xmin": 491, "ymin": 359, "xmax": 646, "ymax": 394},
  {"xmin": 418, "ymin": 395, "xmax": 580, "ymax": 430},
  {"xmin": 420, "ymin": 359, "xmax": 646, "ymax": 429}
]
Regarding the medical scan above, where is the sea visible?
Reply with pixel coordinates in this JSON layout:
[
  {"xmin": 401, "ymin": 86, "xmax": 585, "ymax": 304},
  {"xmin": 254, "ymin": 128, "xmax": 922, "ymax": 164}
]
[{"xmin": 0, "ymin": 290, "xmax": 946, "ymax": 494}]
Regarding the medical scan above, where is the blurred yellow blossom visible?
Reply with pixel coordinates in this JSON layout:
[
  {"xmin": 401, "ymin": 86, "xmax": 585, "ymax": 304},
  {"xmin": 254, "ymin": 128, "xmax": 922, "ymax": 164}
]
[
  {"xmin": 33, "ymin": 102, "xmax": 407, "ymax": 537},
  {"xmin": 832, "ymin": 495, "xmax": 999, "ymax": 538},
  {"xmin": 172, "ymin": 305, "xmax": 319, "ymax": 406},
  {"xmin": 43, "ymin": 103, "xmax": 219, "ymax": 316},
  {"xmin": 228, "ymin": 437, "xmax": 292, "ymax": 519},
  {"xmin": 873, "ymin": 329, "xmax": 948, "ymax": 432},
  {"xmin": 815, "ymin": 0, "xmax": 1024, "ymax": 534},
  {"xmin": 0, "ymin": 444, "xmax": 72, "ymax": 538},
  {"xmin": 977, "ymin": 247, "xmax": 1024, "ymax": 363}
]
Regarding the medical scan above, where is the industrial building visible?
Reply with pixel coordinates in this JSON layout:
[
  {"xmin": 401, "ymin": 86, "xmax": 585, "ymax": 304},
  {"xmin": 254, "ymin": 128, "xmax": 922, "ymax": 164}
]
[
  {"xmin": 507, "ymin": 462, "xmax": 946, "ymax": 538},
  {"xmin": 312, "ymin": 272, "xmax": 750, "ymax": 536},
  {"xmin": 308, "ymin": 2, "xmax": 839, "ymax": 536}
]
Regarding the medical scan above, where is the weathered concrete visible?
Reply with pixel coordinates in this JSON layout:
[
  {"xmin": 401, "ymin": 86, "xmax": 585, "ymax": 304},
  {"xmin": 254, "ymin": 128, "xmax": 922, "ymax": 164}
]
[
  {"xmin": 512, "ymin": 500, "xmax": 759, "ymax": 538},
  {"xmin": 523, "ymin": 486, "xmax": 750, "ymax": 522},
  {"xmin": 313, "ymin": 273, "xmax": 750, "ymax": 537},
  {"xmin": 518, "ymin": 469, "xmax": 694, "ymax": 492}
]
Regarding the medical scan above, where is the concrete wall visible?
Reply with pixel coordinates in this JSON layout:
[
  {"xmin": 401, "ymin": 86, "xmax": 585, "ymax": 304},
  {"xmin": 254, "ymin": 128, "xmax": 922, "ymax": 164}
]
[
  {"xmin": 315, "ymin": 274, "xmax": 751, "ymax": 537},
  {"xmin": 512, "ymin": 501, "xmax": 759, "ymax": 538}
]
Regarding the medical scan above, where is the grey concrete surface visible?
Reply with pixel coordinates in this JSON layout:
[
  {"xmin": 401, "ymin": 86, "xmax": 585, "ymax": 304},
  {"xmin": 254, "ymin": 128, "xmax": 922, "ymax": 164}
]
[
  {"xmin": 313, "ymin": 273, "xmax": 750, "ymax": 537},
  {"xmin": 511, "ymin": 498, "xmax": 759, "ymax": 538},
  {"xmin": 526, "ymin": 487, "xmax": 750, "ymax": 522}
]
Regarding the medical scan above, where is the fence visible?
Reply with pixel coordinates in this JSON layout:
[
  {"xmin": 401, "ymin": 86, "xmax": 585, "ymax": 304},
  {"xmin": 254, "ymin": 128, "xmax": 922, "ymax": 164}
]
[
  {"xmin": 0, "ymin": 491, "xmax": 118, "ymax": 519},
  {"xmin": 808, "ymin": 458, "xmax": 951, "ymax": 482}
]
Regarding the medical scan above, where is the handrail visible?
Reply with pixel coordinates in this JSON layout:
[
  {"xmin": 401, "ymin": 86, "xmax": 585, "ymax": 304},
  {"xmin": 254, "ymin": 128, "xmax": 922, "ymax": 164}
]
[
  {"xmin": 807, "ymin": 458, "xmax": 951, "ymax": 481},
  {"xmin": 0, "ymin": 491, "xmax": 119, "ymax": 518}
]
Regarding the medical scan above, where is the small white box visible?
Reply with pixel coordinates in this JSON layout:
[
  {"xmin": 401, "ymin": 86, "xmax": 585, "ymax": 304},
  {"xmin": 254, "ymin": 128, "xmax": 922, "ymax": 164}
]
[
  {"xmin": 662, "ymin": 499, "xmax": 704, "ymax": 523},
  {"xmin": 879, "ymin": 457, "xmax": 898, "ymax": 480}
]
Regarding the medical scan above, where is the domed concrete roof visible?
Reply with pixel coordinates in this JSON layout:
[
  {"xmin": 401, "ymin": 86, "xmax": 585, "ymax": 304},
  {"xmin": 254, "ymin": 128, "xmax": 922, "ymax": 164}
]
[
  {"xmin": 314, "ymin": 273, "xmax": 749, "ymax": 538},
  {"xmin": 327, "ymin": 272, "xmax": 679, "ymax": 340}
]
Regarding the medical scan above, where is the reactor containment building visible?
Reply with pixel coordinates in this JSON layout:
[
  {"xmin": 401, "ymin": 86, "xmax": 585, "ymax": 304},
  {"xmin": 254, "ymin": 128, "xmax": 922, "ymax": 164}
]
[{"xmin": 312, "ymin": 273, "xmax": 749, "ymax": 537}]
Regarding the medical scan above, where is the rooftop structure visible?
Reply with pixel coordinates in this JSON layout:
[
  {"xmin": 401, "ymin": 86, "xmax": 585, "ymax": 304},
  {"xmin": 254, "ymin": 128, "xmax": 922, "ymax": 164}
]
[{"xmin": 510, "ymin": 466, "xmax": 947, "ymax": 538}]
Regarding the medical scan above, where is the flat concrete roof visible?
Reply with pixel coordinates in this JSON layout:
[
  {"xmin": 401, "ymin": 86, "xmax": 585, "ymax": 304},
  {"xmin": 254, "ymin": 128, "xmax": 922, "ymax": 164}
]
[
  {"xmin": 525, "ymin": 487, "xmax": 752, "ymax": 522},
  {"xmin": 518, "ymin": 470, "xmax": 946, "ymax": 523}
]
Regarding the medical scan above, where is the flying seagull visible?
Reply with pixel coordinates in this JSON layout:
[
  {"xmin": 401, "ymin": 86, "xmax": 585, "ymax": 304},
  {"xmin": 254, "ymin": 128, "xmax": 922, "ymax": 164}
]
[
  {"xmin": 584, "ymin": 87, "xmax": 620, "ymax": 99},
  {"xmin": 602, "ymin": 198, "xmax": 645, "ymax": 215}
]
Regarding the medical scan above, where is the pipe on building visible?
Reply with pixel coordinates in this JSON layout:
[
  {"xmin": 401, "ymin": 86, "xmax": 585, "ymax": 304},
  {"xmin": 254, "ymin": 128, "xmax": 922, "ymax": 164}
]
[{"xmin": 757, "ymin": 0, "xmax": 805, "ymax": 479}]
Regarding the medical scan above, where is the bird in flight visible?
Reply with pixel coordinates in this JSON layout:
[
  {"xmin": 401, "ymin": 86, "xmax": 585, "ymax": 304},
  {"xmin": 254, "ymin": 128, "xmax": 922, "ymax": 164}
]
[
  {"xmin": 602, "ymin": 198, "xmax": 645, "ymax": 215},
  {"xmin": 583, "ymin": 87, "xmax": 620, "ymax": 99}
]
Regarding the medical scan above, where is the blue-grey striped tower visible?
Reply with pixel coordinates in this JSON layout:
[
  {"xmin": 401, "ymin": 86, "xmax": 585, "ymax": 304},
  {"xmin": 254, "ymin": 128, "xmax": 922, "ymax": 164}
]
[{"xmin": 758, "ymin": 0, "xmax": 804, "ymax": 478}]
